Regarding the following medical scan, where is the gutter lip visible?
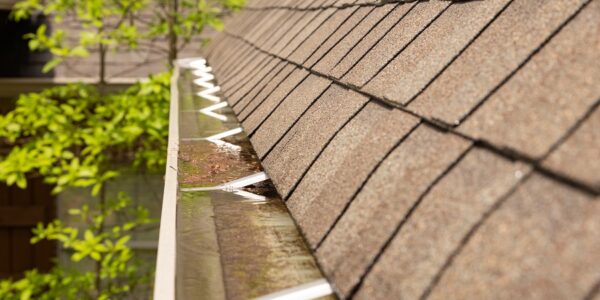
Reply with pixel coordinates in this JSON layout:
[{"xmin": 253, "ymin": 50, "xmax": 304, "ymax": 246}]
[{"xmin": 153, "ymin": 63, "xmax": 180, "ymax": 300}]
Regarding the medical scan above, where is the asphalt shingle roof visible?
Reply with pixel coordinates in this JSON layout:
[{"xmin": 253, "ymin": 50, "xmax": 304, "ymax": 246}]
[
  {"xmin": 201, "ymin": 0, "xmax": 600, "ymax": 298},
  {"xmin": 287, "ymin": 102, "xmax": 418, "ymax": 247}
]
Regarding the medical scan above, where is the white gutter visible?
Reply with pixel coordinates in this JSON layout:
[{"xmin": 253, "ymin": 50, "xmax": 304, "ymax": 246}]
[{"xmin": 153, "ymin": 64, "xmax": 180, "ymax": 300}]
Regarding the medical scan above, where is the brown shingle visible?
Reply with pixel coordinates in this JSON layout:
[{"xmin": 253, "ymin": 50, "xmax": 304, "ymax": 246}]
[
  {"xmin": 335, "ymin": 0, "xmax": 358, "ymax": 6},
  {"xmin": 427, "ymin": 174, "xmax": 600, "ymax": 300},
  {"xmin": 223, "ymin": 55, "xmax": 275, "ymax": 99},
  {"xmin": 197, "ymin": 2, "xmax": 600, "ymax": 299},
  {"xmin": 341, "ymin": 1, "xmax": 448, "ymax": 88},
  {"xmin": 232, "ymin": 61, "xmax": 287, "ymax": 114},
  {"xmin": 320, "ymin": 0, "xmax": 340, "ymax": 8},
  {"xmin": 409, "ymin": 0, "xmax": 589, "ymax": 125},
  {"xmin": 263, "ymin": 84, "xmax": 368, "ymax": 198},
  {"xmin": 253, "ymin": 10, "xmax": 303, "ymax": 49},
  {"xmin": 241, "ymin": 66, "xmax": 310, "ymax": 126},
  {"xmin": 204, "ymin": 33, "xmax": 230, "ymax": 60},
  {"xmin": 237, "ymin": 64, "xmax": 297, "ymax": 120},
  {"xmin": 312, "ymin": 4, "xmax": 395, "ymax": 75},
  {"xmin": 249, "ymin": 74, "xmax": 331, "ymax": 158},
  {"xmin": 279, "ymin": 8, "xmax": 338, "ymax": 57},
  {"xmin": 233, "ymin": 10, "xmax": 268, "ymax": 41},
  {"xmin": 298, "ymin": 0, "xmax": 320, "ymax": 9},
  {"xmin": 244, "ymin": 10, "xmax": 288, "ymax": 44},
  {"xmin": 542, "ymin": 105, "xmax": 600, "ymax": 191},
  {"xmin": 209, "ymin": 39, "xmax": 249, "ymax": 78},
  {"xmin": 287, "ymin": 102, "xmax": 419, "ymax": 247},
  {"xmin": 232, "ymin": 11, "xmax": 264, "ymax": 38},
  {"xmin": 207, "ymin": 37, "xmax": 240, "ymax": 69},
  {"xmin": 362, "ymin": 0, "xmax": 511, "ymax": 105},
  {"xmin": 316, "ymin": 125, "xmax": 471, "ymax": 297},
  {"xmin": 214, "ymin": 39, "xmax": 251, "ymax": 75},
  {"xmin": 288, "ymin": 6, "xmax": 359, "ymax": 65},
  {"xmin": 310, "ymin": 0, "xmax": 332, "ymax": 8},
  {"xmin": 458, "ymin": 1, "xmax": 600, "ymax": 158},
  {"xmin": 226, "ymin": 57, "xmax": 281, "ymax": 106},
  {"xmin": 355, "ymin": 148, "xmax": 529, "ymax": 300},
  {"xmin": 220, "ymin": 49, "xmax": 265, "ymax": 86},
  {"xmin": 220, "ymin": 55, "xmax": 266, "ymax": 94},
  {"xmin": 269, "ymin": 10, "xmax": 321, "ymax": 54},
  {"xmin": 207, "ymin": 30, "xmax": 239, "ymax": 58},
  {"xmin": 242, "ymin": 68, "xmax": 310, "ymax": 133},
  {"xmin": 304, "ymin": 6, "xmax": 373, "ymax": 68},
  {"xmin": 325, "ymin": 4, "xmax": 410, "ymax": 78}
]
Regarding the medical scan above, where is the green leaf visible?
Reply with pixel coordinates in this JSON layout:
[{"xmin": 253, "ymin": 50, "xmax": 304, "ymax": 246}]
[
  {"xmin": 42, "ymin": 57, "xmax": 63, "ymax": 73},
  {"xmin": 20, "ymin": 288, "xmax": 32, "ymax": 300},
  {"xmin": 115, "ymin": 235, "xmax": 130, "ymax": 248},
  {"xmin": 28, "ymin": 39, "xmax": 40, "ymax": 50},
  {"xmin": 6, "ymin": 173, "xmax": 17, "ymax": 186},
  {"xmin": 91, "ymin": 183, "xmax": 102, "ymax": 196},
  {"xmin": 71, "ymin": 252, "xmax": 84, "ymax": 262},
  {"xmin": 69, "ymin": 45, "xmax": 89, "ymax": 57},
  {"xmin": 84, "ymin": 229, "xmax": 94, "ymax": 241},
  {"xmin": 90, "ymin": 251, "xmax": 101, "ymax": 261},
  {"xmin": 16, "ymin": 175, "xmax": 27, "ymax": 189},
  {"xmin": 68, "ymin": 208, "xmax": 81, "ymax": 215}
]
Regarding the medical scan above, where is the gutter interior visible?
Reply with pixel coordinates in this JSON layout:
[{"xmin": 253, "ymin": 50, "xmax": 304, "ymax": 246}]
[{"xmin": 173, "ymin": 59, "xmax": 333, "ymax": 300}]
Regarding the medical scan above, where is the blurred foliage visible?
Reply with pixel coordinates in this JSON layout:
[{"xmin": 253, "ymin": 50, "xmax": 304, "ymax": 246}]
[
  {"xmin": 0, "ymin": 193, "xmax": 155, "ymax": 300},
  {"xmin": 147, "ymin": 0, "xmax": 245, "ymax": 43},
  {"xmin": 0, "ymin": 73, "xmax": 170, "ymax": 299},
  {"xmin": 0, "ymin": 71, "xmax": 170, "ymax": 195},
  {"xmin": 11, "ymin": 0, "xmax": 246, "ymax": 78}
]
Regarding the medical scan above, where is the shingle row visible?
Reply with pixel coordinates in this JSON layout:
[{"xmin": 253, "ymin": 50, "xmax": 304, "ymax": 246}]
[{"xmin": 201, "ymin": 0, "xmax": 600, "ymax": 298}]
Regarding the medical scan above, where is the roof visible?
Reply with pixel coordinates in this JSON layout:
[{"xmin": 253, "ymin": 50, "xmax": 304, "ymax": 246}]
[{"xmin": 200, "ymin": 0, "xmax": 600, "ymax": 298}]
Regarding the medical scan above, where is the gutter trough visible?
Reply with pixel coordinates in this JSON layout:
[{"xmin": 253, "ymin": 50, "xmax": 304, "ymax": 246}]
[{"xmin": 154, "ymin": 58, "xmax": 335, "ymax": 300}]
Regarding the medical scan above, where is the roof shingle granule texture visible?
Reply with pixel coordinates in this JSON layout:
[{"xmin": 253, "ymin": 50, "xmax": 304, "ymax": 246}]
[
  {"xmin": 311, "ymin": 3, "xmax": 396, "ymax": 75},
  {"xmin": 427, "ymin": 174, "xmax": 600, "ymax": 300},
  {"xmin": 355, "ymin": 148, "xmax": 530, "ymax": 299},
  {"xmin": 340, "ymin": 1, "xmax": 447, "ymax": 87},
  {"xmin": 362, "ymin": 0, "xmax": 512, "ymax": 104},
  {"xmin": 249, "ymin": 74, "xmax": 331, "ymax": 157},
  {"xmin": 317, "ymin": 125, "xmax": 471, "ymax": 297},
  {"xmin": 262, "ymin": 84, "xmax": 368, "ymax": 198},
  {"xmin": 287, "ymin": 102, "xmax": 419, "ymax": 247},
  {"xmin": 231, "ymin": 61, "xmax": 286, "ymax": 113},
  {"xmin": 240, "ymin": 66, "xmax": 309, "ymax": 133},
  {"xmin": 324, "ymin": 3, "xmax": 411, "ymax": 79},
  {"xmin": 458, "ymin": 0, "xmax": 600, "ymax": 159},
  {"xmin": 202, "ymin": 0, "xmax": 600, "ymax": 298},
  {"xmin": 542, "ymin": 105, "xmax": 600, "ymax": 189},
  {"xmin": 236, "ymin": 63, "xmax": 297, "ymax": 120},
  {"xmin": 409, "ymin": 0, "xmax": 591, "ymax": 125}
]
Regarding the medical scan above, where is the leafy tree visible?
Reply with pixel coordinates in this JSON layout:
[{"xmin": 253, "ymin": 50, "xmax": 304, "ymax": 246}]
[
  {"xmin": 152, "ymin": 0, "xmax": 245, "ymax": 62},
  {"xmin": 0, "ymin": 192, "xmax": 154, "ymax": 300},
  {"xmin": 0, "ymin": 72, "xmax": 170, "ymax": 299},
  {"xmin": 0, "ymin": 72, "xmax": 170, "ymax": 194},
  {"xmin": 11, "ymin": 0, "xmax": 245, "ymax": 83},
  {"xmin": 11, "ymin": 0, "xmax": 147, "ymax": 83}
]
